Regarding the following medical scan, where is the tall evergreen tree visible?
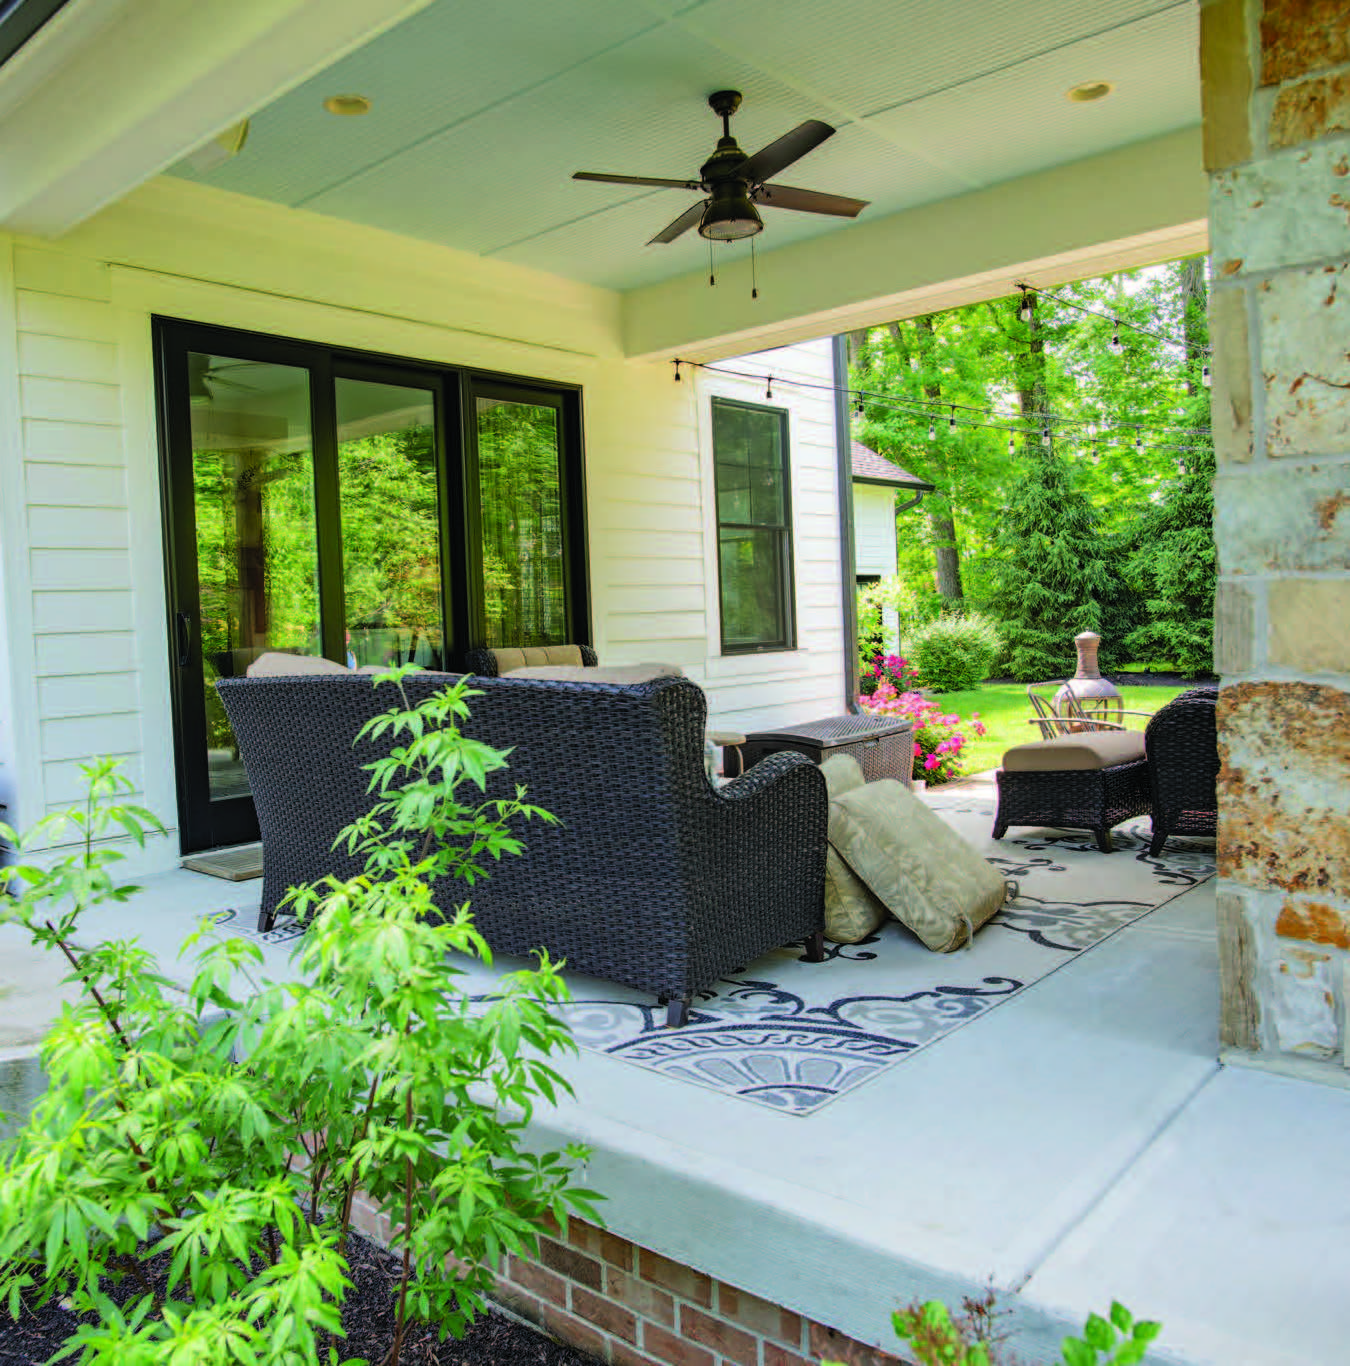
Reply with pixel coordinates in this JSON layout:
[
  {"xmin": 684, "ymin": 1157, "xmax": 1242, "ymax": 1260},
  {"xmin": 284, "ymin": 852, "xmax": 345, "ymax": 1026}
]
[{"xmin": 983, "ymin": 442, "xmax": 1123, "ymax": 681}]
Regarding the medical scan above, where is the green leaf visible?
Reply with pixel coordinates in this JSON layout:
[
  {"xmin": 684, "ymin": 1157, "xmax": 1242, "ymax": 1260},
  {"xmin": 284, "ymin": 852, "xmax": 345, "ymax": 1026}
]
[
  {"xmin": 1084, "ymin": 1312, "xmax": 1116, "ymax": 1351},
  {"xmin": 1061, "ymin": 1337, "xmax": 1096, "ymax": 1366},
  {"xmin": 1109, "ymin": 1302, "xmax": 1133, "ymax": 1335}
]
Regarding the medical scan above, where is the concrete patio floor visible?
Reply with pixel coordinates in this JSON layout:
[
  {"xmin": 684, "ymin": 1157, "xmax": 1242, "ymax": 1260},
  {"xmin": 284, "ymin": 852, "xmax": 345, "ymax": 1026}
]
[{"xmin": 3, "ymin": 811, "xmax": 1347, "ymax": 1366}]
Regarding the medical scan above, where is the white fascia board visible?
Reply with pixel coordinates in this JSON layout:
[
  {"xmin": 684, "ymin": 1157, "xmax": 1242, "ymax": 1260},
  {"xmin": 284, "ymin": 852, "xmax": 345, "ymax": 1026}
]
[
  {"xmin": 622, "ymin": 127, "xmax": 1209, "ymax": 362},
  {"xmin": 0, "ymin": 0, "xmax": 434, "ymax": 238}
]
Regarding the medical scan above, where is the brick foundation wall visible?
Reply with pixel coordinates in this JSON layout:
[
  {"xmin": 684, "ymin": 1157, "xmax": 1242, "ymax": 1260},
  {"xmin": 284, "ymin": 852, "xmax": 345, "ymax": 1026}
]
[{"xmin": 346, "ymin": 1196, "xmax": 908, "ymax": 1366}]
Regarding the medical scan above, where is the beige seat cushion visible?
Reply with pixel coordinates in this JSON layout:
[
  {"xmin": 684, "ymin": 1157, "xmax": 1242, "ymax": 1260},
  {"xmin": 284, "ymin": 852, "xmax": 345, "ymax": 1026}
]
[
  {"xmin": 246, "ymin": 651, "xmax": 351, "ymax": 677},
  {"xmin": 1002, "ymin": 729, "xmax": 1146, "ymax": 772},
  {"xmin": 830, "ymin": 779, "xmax": 1008, "ymax": 952},
  {"xmin": 818, "ymin": 755, "xmax": 888, "ymax": 944},
  {"xmin": 505, "ymin": 662, "xmax": 683, "ymax": 684},
  {"xmin": 490, "ymin": 645, "xmax": 585, "ymax": 673}
]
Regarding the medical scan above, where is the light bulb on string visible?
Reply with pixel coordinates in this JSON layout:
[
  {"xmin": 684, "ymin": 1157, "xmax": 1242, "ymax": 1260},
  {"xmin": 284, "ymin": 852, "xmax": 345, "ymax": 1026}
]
[
  {"xmin": 1019, "ymin": 290, "xmax": 1033, "ymax": 323},
  {"xmin": 854, "ymin": 395, "xmax": 865, "ymax": 417},
  {"xmin": 1202, "ymin": 364, "xmax": 1212, "ymax": 388},
  {"xmin": 1110, "ymin": 319, "xmax": 1121, "ymax": 351},
  {"xmin": 928, "ymin": 419, "xmax": 936, "ymax": 441},
  {"xmin": 673, "ymin": 360, "xmax": 682, "ymax": 383},
  {"xmin": 1007, "ymin": 431, "xmax": 1016, "ymax": 455},
  {"xmin": 948, "ymin": 406, "xmax": 956, "ymax": 430},
  {"xmin": 765, "ymin": 376, "xmax": 773, "ymax": 401},
  {"xmin": 1135, "ymin": 432, "xmax": 1143, "ymax": 452}
]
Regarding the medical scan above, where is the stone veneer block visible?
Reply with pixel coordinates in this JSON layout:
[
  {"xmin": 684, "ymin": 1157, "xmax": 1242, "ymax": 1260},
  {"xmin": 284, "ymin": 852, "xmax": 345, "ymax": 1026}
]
[
  {"xmin": 1260, "ymin": 0, "xmax": 1350, "ymax": 86},
  {"xmin": 1270, "ymin": 947, "xmax": 1338, "ymax": 1057},
  {"xmin": 1207, "ymin": 285, "xmax": 1253, "ymax": 464},
  {"xmin": 1269, "ymin": 70, "xmax": 1350, "ymax": 149},
  {"xmin": 1200, "ymin": 0, "xmax": 1254, "ymax": 170},
  {"xmin": 1218, "ymin": 887, "xmax": 1261, "ymax": 1050},
  {"xmin": 1213, "ymin": 580, "xmax": 1256, "ymax": 674},
  {"xmin": 1269, "ymin": 580, "xmax": 1350, "ymax": 672},
  {"xmin": 1218, "ymin": 681, "xmax": 1350, "ymax": 896},
  {"xmin": 1209, "ymin": 145, "xmax": 1350, "ymax": 280},
  {"xmin": 1276, "ymin": 893, "xmax": 1350, "ymax": 948},
  {"xmin": 1215, "ymin": 466, "xmax": 1350, "ymax": 573},
  {"xmin": 1259, "ymin": 263, "xmax": 1350, "ymax": 457}
]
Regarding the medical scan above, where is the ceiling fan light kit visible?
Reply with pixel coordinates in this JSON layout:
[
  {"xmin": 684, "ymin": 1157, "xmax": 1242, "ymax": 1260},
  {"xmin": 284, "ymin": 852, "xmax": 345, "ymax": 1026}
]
[{"xmin": 572, "ymin": 89, "xmax": 869, "ymax": 290}]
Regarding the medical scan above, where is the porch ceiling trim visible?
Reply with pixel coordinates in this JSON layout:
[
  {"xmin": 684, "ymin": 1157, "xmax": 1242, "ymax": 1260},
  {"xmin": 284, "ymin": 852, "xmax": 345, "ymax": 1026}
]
[
  {"xmin": 0, "ymin": 0, "xmax": 436, "ymax": 238},
  {"xmin": 621, "ymin": 126, "xmax": 1207, "ymax": 362}
]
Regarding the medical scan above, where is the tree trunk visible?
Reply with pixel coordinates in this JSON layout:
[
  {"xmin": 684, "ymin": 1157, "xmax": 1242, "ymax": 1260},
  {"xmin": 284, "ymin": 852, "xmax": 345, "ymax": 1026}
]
[
  {"xmin": 1180, "ymin": 258, "xmax": 1207, "ymax": 398},
  {"xmin": 915, "ymin": 315, "xmax": 965, "ymax": 608},
  {"xmin": 1014, "ymin": 292, "xmax": 1050, "ymax": 456}
]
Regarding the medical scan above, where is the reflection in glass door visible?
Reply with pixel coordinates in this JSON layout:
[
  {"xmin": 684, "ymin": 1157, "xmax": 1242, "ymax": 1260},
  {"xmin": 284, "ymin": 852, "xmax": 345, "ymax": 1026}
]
[
  {"xmin": 336, "ymin": 379, "xmax": 444, "ymax": 670},
  {"xmin": 189, "ymin": 355, "xmax": 320, "ymax": 810}
]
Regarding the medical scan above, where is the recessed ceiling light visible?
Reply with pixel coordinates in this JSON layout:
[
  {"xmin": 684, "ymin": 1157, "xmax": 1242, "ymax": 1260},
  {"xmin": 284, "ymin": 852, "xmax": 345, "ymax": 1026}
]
[
  {"xmin": 1066, "ymin": 80, "xmax": 1114, "ymax": 103},
  {"xmin": 324, "ymin": 94, "xmax": 372, "ymax": 116}
]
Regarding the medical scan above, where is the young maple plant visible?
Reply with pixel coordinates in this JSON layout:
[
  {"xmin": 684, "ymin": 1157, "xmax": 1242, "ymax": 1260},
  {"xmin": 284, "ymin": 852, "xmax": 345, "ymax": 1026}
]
[{"xmin": 0, "ymin": 671, "xmax": 598, "ymax": 1366}]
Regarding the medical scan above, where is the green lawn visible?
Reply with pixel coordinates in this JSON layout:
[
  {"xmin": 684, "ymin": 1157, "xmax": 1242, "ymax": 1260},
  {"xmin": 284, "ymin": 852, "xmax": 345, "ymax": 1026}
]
[{"xmin": 928, "ymin": 682, "xmax": 1188, "ymax": 779}]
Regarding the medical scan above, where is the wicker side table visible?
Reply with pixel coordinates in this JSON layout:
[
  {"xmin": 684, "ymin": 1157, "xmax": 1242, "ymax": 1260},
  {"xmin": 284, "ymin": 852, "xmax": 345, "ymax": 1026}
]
[{"xmin": 741, "ymin": 714, "xmax": 914, "ymax": 788}]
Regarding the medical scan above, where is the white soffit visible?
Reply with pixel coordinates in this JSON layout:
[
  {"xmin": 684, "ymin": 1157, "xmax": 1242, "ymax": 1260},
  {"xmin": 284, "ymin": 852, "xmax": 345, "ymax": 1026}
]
[{"xmin": 160, "ymin": 0, "xmax": 1202, "ymax": 293}]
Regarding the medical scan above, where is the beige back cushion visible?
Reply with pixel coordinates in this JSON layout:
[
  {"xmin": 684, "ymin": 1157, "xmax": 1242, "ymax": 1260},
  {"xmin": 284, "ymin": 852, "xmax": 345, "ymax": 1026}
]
[
  {"xmin": 490, "ymin": 645, "xmax": 585, "ymax": 673},
  {"xmin": 1002, "ymin": 729, "xmax": 1146, "ymax": 772},
  {"xmin": 817, "ymin": 754, "xmax": 887, "ymax": 944},
  {"xmin": 505, "ymin": 662, "xmax": 683, "ymax": 684},
  {"xmin": 246, "ymin": 651, "xmax": 351, "ymax": 677},
  {"xmin": 830, "ymin": 779, "xmax": 1007, "ymax": 952}
]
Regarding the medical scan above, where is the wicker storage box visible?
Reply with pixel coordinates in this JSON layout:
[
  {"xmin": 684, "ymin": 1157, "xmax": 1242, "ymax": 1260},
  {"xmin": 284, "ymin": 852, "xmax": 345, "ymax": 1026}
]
[{"xmin": 741, "ymin": 714, "xmax": 914, "ymax": 788}]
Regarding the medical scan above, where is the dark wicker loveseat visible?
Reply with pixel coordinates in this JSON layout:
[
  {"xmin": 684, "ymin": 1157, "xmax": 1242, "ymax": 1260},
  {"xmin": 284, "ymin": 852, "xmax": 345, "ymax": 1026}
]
[
  {"xmin": 216, "ymin": 672, "xmax": 827, "ymax": 1026},
  {"xmin": 1144, "ymin": 688, "xmax": 1219, "ymax": 856}
]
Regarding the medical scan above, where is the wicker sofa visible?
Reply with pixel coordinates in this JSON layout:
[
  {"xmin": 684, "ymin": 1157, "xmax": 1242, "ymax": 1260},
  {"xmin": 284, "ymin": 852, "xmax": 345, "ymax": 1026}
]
[{"xmin": 216, "ymin": 671, "xmax": 827, "ymax": 1026}]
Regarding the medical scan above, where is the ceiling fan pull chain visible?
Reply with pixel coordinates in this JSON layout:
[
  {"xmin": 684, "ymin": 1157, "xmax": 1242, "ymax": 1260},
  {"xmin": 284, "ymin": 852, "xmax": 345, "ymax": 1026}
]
[
  {"xmin": 708, "ymin": 236, "xmax": 716, "ymax": 288},
  {"xmin": 751, "ymin": 235, "xmax": 758, "ymax": 299}
]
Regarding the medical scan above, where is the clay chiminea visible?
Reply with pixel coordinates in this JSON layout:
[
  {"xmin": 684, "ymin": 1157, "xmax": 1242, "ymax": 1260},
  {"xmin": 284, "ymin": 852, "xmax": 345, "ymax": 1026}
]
[{"xmin": 1054, "ymin": 632, "xmax": 1123, "ymax": 723}]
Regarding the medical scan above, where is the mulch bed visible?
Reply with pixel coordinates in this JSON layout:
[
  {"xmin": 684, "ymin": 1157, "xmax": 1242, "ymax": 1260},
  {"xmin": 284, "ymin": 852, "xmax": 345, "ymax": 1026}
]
[
  {"xmin": 986, "ymin": 671, "xmax": 1217, "ymax": 690},
  {"xmin": 0, "ymin": 1230, "xmax": 601, "ymax": 1365}
]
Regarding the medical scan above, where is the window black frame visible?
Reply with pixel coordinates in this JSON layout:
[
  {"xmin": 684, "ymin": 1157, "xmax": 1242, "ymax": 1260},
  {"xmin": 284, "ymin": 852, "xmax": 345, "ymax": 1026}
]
[
  {"xmin": 711, "ymin": 396, "xmax": 796, "ymax": 655},
  {"xmin": 153, "ymin": 316, "xmax": 589, "ymax": 851}
]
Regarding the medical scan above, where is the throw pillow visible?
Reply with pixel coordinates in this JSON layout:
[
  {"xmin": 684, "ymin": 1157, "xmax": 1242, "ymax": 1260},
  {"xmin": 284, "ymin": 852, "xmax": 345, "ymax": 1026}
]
[
  {"xmin": 504, "ymin": 662, "xmax": 683, "ymax": 684},
  {"xmin": 830, "ymin": 779, "xmax": 1008, "ymax": 952},
  {"xmin": 818, "ymin": 754, "xmax": 888, "ymax": 943},
  {"xmin": 246, "ymin": 651, "xmax": 351, "ymax": 677}
]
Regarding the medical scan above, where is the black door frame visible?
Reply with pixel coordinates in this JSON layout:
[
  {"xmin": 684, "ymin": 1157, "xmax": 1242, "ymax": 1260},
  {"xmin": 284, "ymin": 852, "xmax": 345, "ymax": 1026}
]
[{"xmin": 154, "ymin": 316, "xmax": 589, "ymax": 853}]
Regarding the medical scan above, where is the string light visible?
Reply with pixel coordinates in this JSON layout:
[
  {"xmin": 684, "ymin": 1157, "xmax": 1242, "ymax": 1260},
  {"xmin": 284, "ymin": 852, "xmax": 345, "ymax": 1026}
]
[
  {"xmin": 1007, "ymin": 431, "xmax": 1016, "ymax": 455},
  {"xmin": 1202, "ymin": 364, "xmax": 1212, "ymax": 388},
  {"xmin": 678, "ymin": 360, "xmax": 1214, "ymax": 452},
  {"xmin": 1110, "ymin": 319, "xmax": 1121, "ymax": 351},
  {"xmin": 949, "ymin": 405, "xmax": 956, "ymax": 430},
  {"xmin": 1019, "ymin": 289, "xmax": 1034, "ymax": 323},
  {"xmin": 765, "ymin": 375, "xmax": 773, "ymax": 400},
  {"xmin": 928, "ymin": 419, "xmax": 936, "ymax": 441},
  {"xmin": 1016, "ymin": 279, "xmax": 1214, "ymax": 357},
  {"xmin": 672, "ymin": 360, "xmax": 682, "ymax": 382},
  {"xmin": 1041, "ymin": 424, "xmax": 1051, "ymax": 447},
  {"xmin": 855, "ymin": 395, "xmax": 865, "ymax": 417}
]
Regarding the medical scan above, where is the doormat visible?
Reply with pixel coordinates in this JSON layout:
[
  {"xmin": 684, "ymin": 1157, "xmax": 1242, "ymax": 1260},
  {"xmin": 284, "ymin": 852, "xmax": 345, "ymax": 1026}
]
[
  {"xmin": 535, "ymin": 797, "xmax": 1216, "ymax": 1116},
  {"xmin": 181, "ymin": 843, "xmax": 264, "ymax": 882}
]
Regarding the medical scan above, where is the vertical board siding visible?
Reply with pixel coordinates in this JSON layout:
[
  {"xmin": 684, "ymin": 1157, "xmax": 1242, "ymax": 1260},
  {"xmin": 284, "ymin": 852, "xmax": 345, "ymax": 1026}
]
[{"xmin": 10, "ymin": 247, "xmax": 141, "ymax": 832}]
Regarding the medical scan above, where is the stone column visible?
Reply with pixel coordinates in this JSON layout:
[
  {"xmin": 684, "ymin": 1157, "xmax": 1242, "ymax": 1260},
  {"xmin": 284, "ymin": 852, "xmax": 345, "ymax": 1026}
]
[{"xmin": 1203, "ymin": 0, "xmax": 1350, "ymax": 1076}]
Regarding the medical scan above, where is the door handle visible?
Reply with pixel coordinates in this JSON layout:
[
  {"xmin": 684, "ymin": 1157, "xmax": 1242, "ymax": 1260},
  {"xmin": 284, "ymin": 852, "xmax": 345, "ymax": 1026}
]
[{"xmin": 176, "ymin": 612, "xmax": 192, "ymax": 667}]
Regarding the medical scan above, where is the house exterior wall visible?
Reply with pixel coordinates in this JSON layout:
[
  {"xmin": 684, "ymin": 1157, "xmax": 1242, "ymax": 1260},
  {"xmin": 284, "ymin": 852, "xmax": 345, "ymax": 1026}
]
[
  {"xmin": 852, "ymin": 483, "xmax": 898, "ymax": 579},
  {"xmin": 1203, "ymin": 0, "xmax": 1350, "ymax": 1077},
  {"xmin": 0, "ymin": 179, "xmax": 845, "ymax": 864}
]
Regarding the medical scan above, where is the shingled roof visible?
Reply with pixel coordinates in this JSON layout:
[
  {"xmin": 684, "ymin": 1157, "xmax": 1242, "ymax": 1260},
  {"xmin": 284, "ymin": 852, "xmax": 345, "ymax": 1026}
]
[{"xmin": 850, "ymin": 441, "xmax": 935, "ymax": 491}]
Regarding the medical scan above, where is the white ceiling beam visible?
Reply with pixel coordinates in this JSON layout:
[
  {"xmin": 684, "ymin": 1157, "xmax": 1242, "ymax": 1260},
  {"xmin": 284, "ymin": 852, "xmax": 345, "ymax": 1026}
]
[
  {"xmin": 621, "ymin": 127, "xmax": 1208, "ymax": 361},
  {"xmin": 0, "ymin": 0, "xmax": 435, "ymax": 238}
]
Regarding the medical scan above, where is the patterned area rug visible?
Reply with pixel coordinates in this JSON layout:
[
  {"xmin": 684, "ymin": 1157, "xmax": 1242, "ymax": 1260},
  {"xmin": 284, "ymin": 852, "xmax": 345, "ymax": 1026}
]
[
  {"xmin": 533, "ymin": 794, "xmax": 1216, "ymax": 1116},
  {"xmin": 208, "ymin": 793, "xmax": 1215, "ymax": 1118}
]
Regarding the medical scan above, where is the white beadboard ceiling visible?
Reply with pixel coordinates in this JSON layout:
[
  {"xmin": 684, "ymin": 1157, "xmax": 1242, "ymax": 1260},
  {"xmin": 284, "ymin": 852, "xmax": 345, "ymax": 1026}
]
[{"xmin": 167, "ymin": 0, "xmax": 1200, "ymax": 292}]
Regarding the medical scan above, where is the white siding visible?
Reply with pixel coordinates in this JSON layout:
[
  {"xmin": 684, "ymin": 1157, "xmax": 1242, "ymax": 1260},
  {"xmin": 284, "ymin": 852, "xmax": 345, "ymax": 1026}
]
[
  {"xmin": 852, "ymin": 483, "xmax": 898, "ymax": 577},
  {"xmin": 0, "ymin": 179, "xmax": 846, "ymax": 864}
]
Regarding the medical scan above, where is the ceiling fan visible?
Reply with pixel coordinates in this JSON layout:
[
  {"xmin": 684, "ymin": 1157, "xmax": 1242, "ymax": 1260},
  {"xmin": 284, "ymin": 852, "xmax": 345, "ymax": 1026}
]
[{"xmin": 573, "ymin": 90, "xmax": 869, "ymax": 246}]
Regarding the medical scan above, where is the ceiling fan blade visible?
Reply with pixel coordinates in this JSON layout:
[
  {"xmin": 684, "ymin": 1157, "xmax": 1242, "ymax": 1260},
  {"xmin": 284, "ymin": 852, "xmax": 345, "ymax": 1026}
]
[
  {"xmin": 753, "ymin": 182, "xmax": 869, "ymax": 218},
  {"xmin": 574, "ymin": 172, "xmax": 703, "ymax": 190},
  {"xmin": 647, "ymin": 200, "xmax": 706, "ymax": 245},
  {"xmin": 739, "ymin": 119, "xmax": 835, "ymax": 185}
]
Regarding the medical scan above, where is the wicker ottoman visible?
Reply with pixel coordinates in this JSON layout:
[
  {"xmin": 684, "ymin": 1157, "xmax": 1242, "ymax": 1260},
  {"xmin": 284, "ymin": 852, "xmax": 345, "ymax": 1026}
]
[
  {"xmin": 993, "ymin": 729, "xmax": 1151, "ymax": 853},
  {"xmin": 741, "ymin": 714, "xmax": 914, "ymax": 788}
]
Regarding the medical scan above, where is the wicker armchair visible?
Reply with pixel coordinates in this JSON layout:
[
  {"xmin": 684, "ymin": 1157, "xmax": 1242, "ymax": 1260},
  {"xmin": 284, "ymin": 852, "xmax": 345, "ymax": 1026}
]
[
  {"xmin": 217, "ymin": 672, "xmax": 826, "ymax": 1026},
  {"xmin": 1144, "ymin": 691, "xmax": 1219, "ymax": 856}
]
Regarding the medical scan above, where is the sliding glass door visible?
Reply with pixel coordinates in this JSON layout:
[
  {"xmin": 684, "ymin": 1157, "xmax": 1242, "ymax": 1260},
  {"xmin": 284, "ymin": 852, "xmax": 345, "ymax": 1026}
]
[{"xmin": 158, "ymin": 320, "xmax": 586, "ymax": 853}]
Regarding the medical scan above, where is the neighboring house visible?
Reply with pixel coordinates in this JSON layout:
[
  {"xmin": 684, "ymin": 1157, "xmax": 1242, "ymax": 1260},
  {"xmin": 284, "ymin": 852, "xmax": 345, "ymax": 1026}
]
[
  {"xmin": 0, "ymin": 2, "xmax": 1346, "ymax": 1363},
  {"xmin": 851, "ymin": 439, "xmax": 932, "ymax": 654}
]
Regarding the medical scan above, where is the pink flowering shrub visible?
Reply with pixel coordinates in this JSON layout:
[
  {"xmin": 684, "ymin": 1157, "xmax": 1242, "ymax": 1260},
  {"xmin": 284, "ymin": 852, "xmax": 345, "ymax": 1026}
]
[
  {"xmin": 859, "ymin": 653, "xmax": 923, "ymax": 697},
  {"xmin": 859, "ymin": 683, "xmax": 987, "ymax": 784}
]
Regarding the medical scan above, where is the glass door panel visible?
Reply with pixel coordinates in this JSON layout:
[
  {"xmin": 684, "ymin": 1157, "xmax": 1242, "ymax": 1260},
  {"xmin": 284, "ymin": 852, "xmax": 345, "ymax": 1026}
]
[
  {"xmin": 189, "ymin": 354, "xmax": 318, "ymax": 805},
  {"xmin": 475, "ymin": 395, "xmax": 565, "ymax": 647},
  {"xmin": 335, "ymin": 379, "xmax": 444, "ymax": 670}
]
